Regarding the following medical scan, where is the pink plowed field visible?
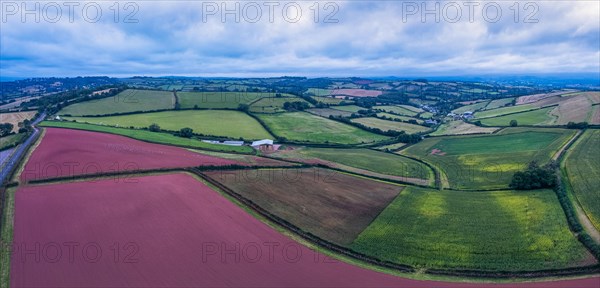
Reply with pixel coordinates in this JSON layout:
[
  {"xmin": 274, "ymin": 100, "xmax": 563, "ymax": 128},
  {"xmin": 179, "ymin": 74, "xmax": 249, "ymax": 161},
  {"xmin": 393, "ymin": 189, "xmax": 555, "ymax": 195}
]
[
  {"xmin": 20, "ymin": 128, "xmax": 284, "ymax": 182},
  {"xmin": 331, "ymin": 89, "xmax": 382, "ymax": 97},
  {"xmin": 11, "ymin": 173, "xmax": 599, "ymax": 287}
]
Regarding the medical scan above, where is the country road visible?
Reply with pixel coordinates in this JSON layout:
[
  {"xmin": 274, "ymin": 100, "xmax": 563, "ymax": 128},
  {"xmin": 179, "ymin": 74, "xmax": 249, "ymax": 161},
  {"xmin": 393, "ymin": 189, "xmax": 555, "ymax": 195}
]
[{"xmin": 0, "ymin": 112, "xmax": 45, "ymax": 185}]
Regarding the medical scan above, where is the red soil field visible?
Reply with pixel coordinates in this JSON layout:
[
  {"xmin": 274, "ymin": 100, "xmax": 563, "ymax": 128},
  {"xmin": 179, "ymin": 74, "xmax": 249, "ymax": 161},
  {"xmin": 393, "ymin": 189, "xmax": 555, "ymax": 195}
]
[
  {"xmin": 10, "ymin": 173, "xmax": 599, "ymax": 287},
  {"xmin": 20, "ymin": 128, "xmax": 285, "ymax": 182},
  {"xmin": 331, "ymin": 89, "xmax": 382, "ymax": 97}
]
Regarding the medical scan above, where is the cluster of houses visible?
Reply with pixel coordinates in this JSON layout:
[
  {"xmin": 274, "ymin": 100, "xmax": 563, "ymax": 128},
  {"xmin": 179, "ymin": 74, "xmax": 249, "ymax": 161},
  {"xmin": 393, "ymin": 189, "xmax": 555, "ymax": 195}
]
[
  {"xmin": 446, "ymin": 111, "xmax": 474, "ymax": 120},
  {"xmin": 419, "ymin": 104, "xmax": 439, "ymax": 114}
]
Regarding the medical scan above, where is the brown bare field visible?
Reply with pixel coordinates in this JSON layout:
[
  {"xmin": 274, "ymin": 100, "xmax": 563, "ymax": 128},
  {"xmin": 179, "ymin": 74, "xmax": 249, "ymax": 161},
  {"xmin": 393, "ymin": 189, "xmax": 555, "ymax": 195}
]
[
  {"xmin": 531, "ymin": 96, "xmax": 565, "ymax": 107},
  {"xmin": 590, "ymin": 105, "xmax": 600, "ymax": 124},
  {"xmin": 204, "ymin": 168, "xmax": 403, "ymax": 245},
  {"xmin": 583, "ymin": 91, "xmax": 600, "ymax": 104},
  {"xmin": 548, "ymin": 95, "xmax": 593, "ymax": 124},
  {"xmin": 0, "ymin": 111, "xmax": 36, "ymax": 132},
  {"xmin": 331, "ymin": 89, "xmax": 383, "ymax": 97},
  {"xmin": 525, "ymin": 92, "xmax": 599, "ymax": 125},
  {"xmin": 515, "ymin": 91, "xmax": 570, "ymax": 105}
]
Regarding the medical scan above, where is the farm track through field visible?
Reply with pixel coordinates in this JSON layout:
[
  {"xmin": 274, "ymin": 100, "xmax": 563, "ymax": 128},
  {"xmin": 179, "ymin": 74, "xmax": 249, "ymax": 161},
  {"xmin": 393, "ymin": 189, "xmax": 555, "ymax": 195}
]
[
  {"xmin": 551, "ymin": 129, "xmax": 600, "ymax": 245},
  {"xmin": 172, "ymin": 90, "xmax": 179, "ymax": 107},
  {"xmin": 560, "ymin": 130, "xmax": 600, "ymax": 244},
  {"xmin": 553, "ymin": 130, "xmax": 583, "ymax": 161},
  {"xmin": 573, "ymin": 193, "xmax": 600, "ymax": 244}
]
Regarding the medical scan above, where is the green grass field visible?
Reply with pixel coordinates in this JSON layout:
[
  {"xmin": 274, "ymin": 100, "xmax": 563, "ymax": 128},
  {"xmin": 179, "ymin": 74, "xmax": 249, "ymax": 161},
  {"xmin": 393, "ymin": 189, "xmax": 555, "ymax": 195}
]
[
  {"xmin": 374, "ymin": 105, "xmax": 420, "ymax": 116},
  {"xmin": 401, "ymin": 128, "xmax": 575, "ymax": 189},
  {"xmin": 452, "ymin": 101, "xmax": 490, "ymax": 114},
  {"xmin": 249, "ymin": 97, "xmax": 312, "ymax": 113},
  {"xmin": 564, "ymin": 130, "xmax": 600, "ymax": 231},
  {"xmin": 0, "ymin": 133, "xmax": 26, "ymax": 150},
  {"xmin": 377, "ymin": 113, "xmax": 423, "ymax": 124},
  {"xmin": 484, "ymin": 98, "xmax": 515, "ymax": 110},
  {"xmin": 418, "ymin": 112, "xmax": 434, "ymax": 119},
  {"xmin": 312, "ymin": 96, "xmax": 350, "ymax": 105},
  {"xmin": 474, "ymin": 104, "xmax": 536, "ymax": 119},
  {"xmin": 257, "ymin": 112, "xmax": 389, "ymax": 144},
  {"xmin": 350, "ymin": 187, "xmax": 591, "ymax": 271},
  {"xmin": 374, "ymin": 142, "xmax": 407, "ymax": 151},
  {"xmin": 306, "ymin": 88, "xmax": 331, "ymax": 96},
  {"xmin": 332, "ymin": 105, "xmax": 364, "ymax": 113},
  {"xmin": 297, "ymin": 148, "xmax": 434, "ymax": 180},
  {"xmin": 306, "ymin": 108, "xmax": 353, "ymax": 118},
  {"xmin": 430, "ymin": 120, "xmax": 499, "ymax": 136},
  {"xmin": 60, "ymin": 89, "xmax": 174, "ymax": 116},
  {"xmin": 351, "ymin": 117, "xmax": 430, "ymax": 134},
  {"xmin": 178, "ymin": 92, "xmax": 287, "ymax": 109},
  {"xmin": 0, "ymin": 187, "xmax": 15, "ymax": 287},
  {"xmin": 478, "ymin": 107, "xmax": 556, "ymax": 126},
  {"xmin": 398, "ymin": 105, "xmax": 424, "ymax": 113},
  {"xmin": 39, "ymin": 121, "xmax": 254, "ymax": 153},
  {"xmin": 64, "ymin": 110, "xmax": 272, "ymax": 140}
]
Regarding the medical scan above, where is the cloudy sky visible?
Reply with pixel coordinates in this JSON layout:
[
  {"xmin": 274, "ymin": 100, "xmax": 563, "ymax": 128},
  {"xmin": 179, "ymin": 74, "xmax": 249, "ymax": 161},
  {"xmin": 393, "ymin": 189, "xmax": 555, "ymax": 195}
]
[{"xmin": 1, "ymin": 1, "xmax": 599, "ymax": 77}]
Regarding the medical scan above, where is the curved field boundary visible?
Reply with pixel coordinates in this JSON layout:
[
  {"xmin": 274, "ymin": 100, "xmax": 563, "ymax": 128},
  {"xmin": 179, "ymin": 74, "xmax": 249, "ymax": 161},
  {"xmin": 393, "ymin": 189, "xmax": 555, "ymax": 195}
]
[
  {"xmin": 258, "ymin": 153, "xmax": 434, "ymax": 188},
  {"xmin": 6, "ymin": 165, "xmax": 600, "ymax": 281},
  {"xmin": 196, "ymin": 168, "xmax": 415, "ymax": 273},
  {"xmin": 562, "ymin": 168, "xmax": 600, "ymax": 244},
  {"xmin": 195, "ymin": 168, "xmax": 600, "ymax": 279},
  {"xmin": 553, "ymin": 130, "xmax": 600, "ymax": 260},
  {"xmin": 373, "ymin": 149, "xmax": 440, "ymax": 188},
  {"xmin": 559, "ymin": 130, "xmax": 600, "ymax": 244},
  {"xmin": 391, "ymin": 148, "xmax": 446, "ymax": 189},
  {"xmin": 553, "ymin": 130, "xmax": 583, "ymax": 161}
]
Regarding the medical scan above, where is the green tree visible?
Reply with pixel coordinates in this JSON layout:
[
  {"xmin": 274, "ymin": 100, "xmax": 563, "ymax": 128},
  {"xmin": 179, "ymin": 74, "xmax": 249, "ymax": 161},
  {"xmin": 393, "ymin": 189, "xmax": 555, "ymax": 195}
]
[
  {"xmin": 510, "ymin": 120, "xmax": 518, "ymax": 127},
  {"xmin": 179, "ymin": 127, "xmax": 194, "ymax": 138},
  {"xmin": 237, "ymin": 104, "xmax": 250, "ymax": 112},
  {"xmin": 148, "ymin": 123, "xmax": 161, "ymax": 132},
  {"xmin": 0, "ymin": 123, "xmax": 14, "ymax": 137},
  {"xmin": 509, "ymin": 161, "xmax": 556, "ymax": 190},
  {"xmin": 567, "ymin": 122, "xmax": 588, "ymax": 129}
]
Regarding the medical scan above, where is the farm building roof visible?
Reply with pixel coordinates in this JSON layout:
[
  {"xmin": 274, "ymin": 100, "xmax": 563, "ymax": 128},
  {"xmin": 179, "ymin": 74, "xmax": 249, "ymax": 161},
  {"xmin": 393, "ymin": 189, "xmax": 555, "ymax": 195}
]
[
  {"xmin": 223, "ymin": 141, "xmax": 244, "ymax": 146},
  {"xmin": 251, "ymin": 139, "xmax": 274, "ymax": 146}
]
